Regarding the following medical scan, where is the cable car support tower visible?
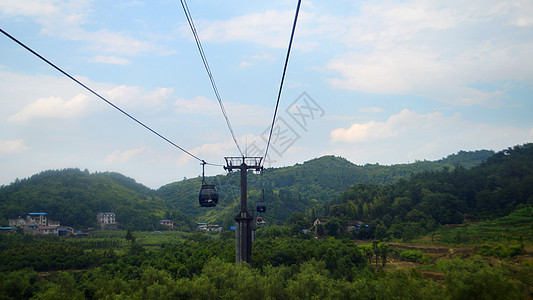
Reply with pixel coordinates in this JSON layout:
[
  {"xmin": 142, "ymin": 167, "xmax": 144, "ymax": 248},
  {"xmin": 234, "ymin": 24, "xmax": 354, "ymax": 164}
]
[{"xmin": 224, "ymin": 156, "xmax": 262, "ymax": 264}]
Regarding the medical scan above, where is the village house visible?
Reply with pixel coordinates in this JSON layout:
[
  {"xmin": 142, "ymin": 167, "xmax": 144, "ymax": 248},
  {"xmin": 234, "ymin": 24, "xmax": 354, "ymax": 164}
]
[
  {"xmin": 48, "ymin": 220, "xmax": 60, "ymax": 227},
  {"xmin": 313, "ymin": 217, "xmax": 331, "ymax": 227},
  {"xmin": 160, "ymin": 220, "xmax": 174, "ymax": 228},
  {"xmin": 207, "ymin": 224, "xmax": 222, "ymax": 231},
  {"xmin": 5, "ymin": 212, "xmax": 74, "ymax": 236},
  {"xmin": 27, "ymin": 212, "xmax": 48, "ymax": 226},
  {"xmin": 96, "ymin": 212, "xmax": 117, "ymax": 229},
  {"xmin": 196, "ymin": 223, "xmax": 222, "ymax": 231},
  {"xmin": 8, "ymin": 217, "xmax": 26, "ymax": 227}
]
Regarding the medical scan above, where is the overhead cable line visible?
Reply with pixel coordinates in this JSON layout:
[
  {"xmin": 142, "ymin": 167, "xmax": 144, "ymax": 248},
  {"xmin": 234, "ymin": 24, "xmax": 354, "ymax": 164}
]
[
  {"xmin": 0, "ymin": 27, "xmax": 222, "ymax": 167},
  {"xmin": 179, "ymin": 0, "xmax": 244, "ymax": 157},
  {"xmin": 263, "ymin": 0, "xmax": 302, "ymax": 166},
  {"xmin": 261, "ymin": 1, "xmax": 302, "ymax": 167}
]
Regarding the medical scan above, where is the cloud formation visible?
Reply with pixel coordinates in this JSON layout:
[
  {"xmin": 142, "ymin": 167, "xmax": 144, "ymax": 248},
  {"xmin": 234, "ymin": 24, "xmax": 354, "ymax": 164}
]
[
  {"xmin": 0, "ymin": 0, "xmax": 163, "ymax": 56},
  {"xmin": 0, "ymin": 139, "xmax": 29, "ymax": 156},
  {"xmin": 322, "ymin": 0, "xmax": 533, "ymax": 105},
  {"xmin": 8, "ymin": 95, "xmax": 90, "ymax": 123},
  {"xmin": 195, "ymin": 10, "xmax": 297, "ymax": 48},
  {"xmin": 105, "ymin": 146, "xmax": 147, "ymax": 163},
  {"xmin": 330, "ymin": 108, "xmax": 532, "ymax": 163}
]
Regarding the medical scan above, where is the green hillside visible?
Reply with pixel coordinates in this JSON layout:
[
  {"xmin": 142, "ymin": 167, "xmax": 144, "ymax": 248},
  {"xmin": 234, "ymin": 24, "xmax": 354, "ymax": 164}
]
[
  {"xmin": 156, "ymin": 149, "xmax": 494, "ymax": 225},
  {"xmin": 0, "ymin": 148, "xmax": 495, "ymax": 230},
  {"xmin": 322, "ymin": 143, "xmax": 533, "ymax": 241},
  {"xmin": 0, "ymin": 169, "xmax": 192, "ymax": 230}
]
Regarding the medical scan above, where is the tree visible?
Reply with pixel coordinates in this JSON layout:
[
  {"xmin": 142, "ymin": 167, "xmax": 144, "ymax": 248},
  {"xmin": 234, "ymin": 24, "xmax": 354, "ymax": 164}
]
[
  {"xmin": 287, "ymin": 212, "xmax": 310, "ymax": 235},
  {"xmin": 372, "ymin": 240, "xmax": 380, "ymax": 267},
  {"xmin": 125, "ymin": 227, "xmax": 134, "ymax": 242},
  {"xmin": 374, "ymin": 223, "xmax": 388, "ymax": 240},
  {"xmin": 325, "ymin": 218, "xmax": 340, "ymax": 237},
  {"xmin": 379, "ymin": 243, "xmax": 389, "ymax": 267}
]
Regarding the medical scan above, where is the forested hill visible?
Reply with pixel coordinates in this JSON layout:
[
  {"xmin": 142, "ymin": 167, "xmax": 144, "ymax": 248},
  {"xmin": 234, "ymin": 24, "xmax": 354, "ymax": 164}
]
[
  {"xmin": 156, "ymin": 149, "xmax": 494, "ymax": 226},
  {"xmin": 323, "ymin": 143, "xmax": 533, "ymax": 240},
  {"xmin": 0, "ymin": 169, "xmax": 192, "ymax": 230},
  {"xmin": 0, "ymin": 149, "xmax": 495, "ymax": 229}
]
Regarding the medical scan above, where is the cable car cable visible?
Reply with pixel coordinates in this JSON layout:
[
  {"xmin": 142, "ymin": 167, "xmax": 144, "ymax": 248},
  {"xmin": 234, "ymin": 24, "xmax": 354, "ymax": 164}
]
[
  {"xmin": 179, "ymin": 0, "xmax": 244, "ymax": 157},
  {"xmin": 0, "ymin": 27, "xmax": 221, "ymax": 166},
  {"xmin": 263, "ymin": 0, "xmax": 302, "ymax": 166}
]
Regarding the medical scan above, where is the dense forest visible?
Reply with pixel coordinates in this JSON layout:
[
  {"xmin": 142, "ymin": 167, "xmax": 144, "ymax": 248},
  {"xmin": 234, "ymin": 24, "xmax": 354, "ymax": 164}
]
[
  {"xmin": 157, "ymin": 149, "xmax": 494, "ymax": 227},
  {"xmin": 0, "ymin": 170, "xmax": 193, "ymax": 231},
  {"xmin": 319, "ymin": 143, "xmax": 533, "ymax": 242},
  {"xmin": 0, "ymin": 149, "xmax": 493, "ymax": 230}
]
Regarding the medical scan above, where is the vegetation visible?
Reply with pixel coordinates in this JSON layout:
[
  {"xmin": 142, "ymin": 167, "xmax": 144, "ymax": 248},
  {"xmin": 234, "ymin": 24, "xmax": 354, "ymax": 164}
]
[
  {"xmin": 158, "ymin": 149, "xmax": 493, "ymax": 226},
  {"xmin": 0, "ymin": 149, "xmax": 493, "ymax": 230},
  {"xmin": 0, "ymin": 169, "xmax": 193, "ymax": 230},
  {"xmin": 322, "ymin": 144, "xmax": 533, "ymax": 242},
  {"xmin": 1, "ymin": 145, "xmax": 532, "ymax": 298},
  {"xmin": 0, "ymin": 222, "xmax": 530, "ymax": 299}
]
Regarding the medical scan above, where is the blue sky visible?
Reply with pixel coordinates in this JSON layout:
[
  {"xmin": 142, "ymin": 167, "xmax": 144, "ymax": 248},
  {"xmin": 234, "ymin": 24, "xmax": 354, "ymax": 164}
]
[{"xmin": 1, "ymin": 0, "xmax": 532, "ymax": 189}]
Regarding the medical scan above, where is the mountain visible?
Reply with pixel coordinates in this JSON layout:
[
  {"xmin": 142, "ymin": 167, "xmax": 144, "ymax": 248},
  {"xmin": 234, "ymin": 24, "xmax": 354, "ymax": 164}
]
[
  {"xmin": 0, "ymin": 148, "xmax": 496, "ymax": 229},
  {"xmin": 323, "ymin": 143, "xmax": 533, "ymax": 240},
  {"xmin": 156, "ymin": 149, "xmax": 495, "ymax": 225},
  {"xmin": 0, "ymin": 169, "xmax": 192, "ymax": 230}
]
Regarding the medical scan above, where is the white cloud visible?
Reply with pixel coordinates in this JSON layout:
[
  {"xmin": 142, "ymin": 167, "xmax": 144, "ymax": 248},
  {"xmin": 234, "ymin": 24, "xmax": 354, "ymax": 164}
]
[
  {"xmin": 0, "ymin": 139, "xmax": 29, "ymax": 156},
  {"xmin": 330, "ymin": 109, "xmax": 452, "ymax": 143},
  {"xmin": 329, "ymin": 108, "xmax": 532, "ymax": 163},
  {"xmin": 8, "ymin": 94, "xmax": 90, "ymax": 123},
  {"xmin": 2, "ymin": 70, "xmax": 174, "ymax": 123},
  {"xmin": 143, "ymin": 87, "xmax": 174, "ymax": 107},
  {"xmin": 175, "ymin": 96, "xmax": 220, "ymax": 115},
  {"xmin": 195, "ymin": 10, "xmax": 296, "ymax": 48},
  {"xmin": 105, "ymin": 146, "xmax": 147, "ymax": 163},
  {"xmin": 0, "ymin": 0, "xmax": 69, "ymax": 19},
  {"xmin": 0, "ymin": 0, "xmax": 162, "ymax": 56},
  {"xmin": 316, "ymin": 0, "xmax": 533, "ymax": 105},
  {"xmin": 80, "ymin": 30, "xmax": 158, "ymax": 56},
  {"xmin": 240, "ymin": 53, "xmax": 276, "ymax": 68},
  {"xmin": 191, "ymin": 9, "xmax": 319, "ymax": 50}
]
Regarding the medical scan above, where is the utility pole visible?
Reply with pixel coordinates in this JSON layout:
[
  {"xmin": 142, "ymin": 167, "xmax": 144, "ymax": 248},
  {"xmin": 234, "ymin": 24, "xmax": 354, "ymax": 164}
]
[{"xmin": 224, "ymin": 156, "xmax": 262, "ymax": 264}]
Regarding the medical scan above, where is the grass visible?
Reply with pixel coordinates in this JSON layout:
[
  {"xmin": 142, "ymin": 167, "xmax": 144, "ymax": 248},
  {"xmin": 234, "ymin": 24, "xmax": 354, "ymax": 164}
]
[{"xmin": 433, "ymin": 206, "xmax": 533, "ymax": 246}]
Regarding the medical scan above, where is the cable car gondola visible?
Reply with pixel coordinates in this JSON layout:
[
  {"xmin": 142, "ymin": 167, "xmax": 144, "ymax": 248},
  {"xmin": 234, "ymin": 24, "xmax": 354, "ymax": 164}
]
[
  {"xmin": 199, "ymin": 184, "xmax": 218, "ymax": 207},
  {"xmin": 256, "ymin": 201, "xmax": 266, "ymax": 213},
  {"xmin": 198, "ymin": 161, "xmax": 219, "ymax": 207},
  {"xmin": 256, "ymin": 216, "xmax": 266, "ymax": 226},
  {"xmin": 256, "ymin": 188, "xmax": 267, "ymax": 213}
]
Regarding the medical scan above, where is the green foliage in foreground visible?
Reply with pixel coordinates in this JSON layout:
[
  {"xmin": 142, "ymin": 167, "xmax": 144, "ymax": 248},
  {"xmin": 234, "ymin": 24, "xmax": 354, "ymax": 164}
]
[
  {"xmin": 0, "ymin": 230, "xmax": 529, "ymax": 299},
  {"xmin": 0, "ymin": 256, "xmax": 524, "ymax": 300}
]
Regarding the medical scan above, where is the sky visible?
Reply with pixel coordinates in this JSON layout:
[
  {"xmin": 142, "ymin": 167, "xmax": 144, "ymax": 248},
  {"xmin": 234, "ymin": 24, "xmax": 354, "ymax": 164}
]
[{"xmin": 1, "ymin": 0, "xmax": 532, "ymax": 189}]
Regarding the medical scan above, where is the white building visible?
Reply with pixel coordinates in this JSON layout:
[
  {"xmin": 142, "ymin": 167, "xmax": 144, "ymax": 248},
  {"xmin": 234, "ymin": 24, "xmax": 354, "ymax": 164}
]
[{"xmin": 97, "ymin": 212, "xmax": 116, "ymax": 225}]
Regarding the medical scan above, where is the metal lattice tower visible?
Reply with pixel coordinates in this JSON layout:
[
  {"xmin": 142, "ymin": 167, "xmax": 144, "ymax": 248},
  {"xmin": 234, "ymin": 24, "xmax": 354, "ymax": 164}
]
[{"xmin": 224, "ymin": 156, "xmax": 262, "ymax": 264}]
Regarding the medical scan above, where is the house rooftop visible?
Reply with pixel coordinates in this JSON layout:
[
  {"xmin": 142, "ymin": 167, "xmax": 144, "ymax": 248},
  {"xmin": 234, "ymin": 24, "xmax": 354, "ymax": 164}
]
[{"xmin": 28, "ymin": 212, "xmax": 47, "ymax": 215}]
